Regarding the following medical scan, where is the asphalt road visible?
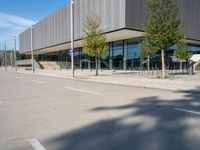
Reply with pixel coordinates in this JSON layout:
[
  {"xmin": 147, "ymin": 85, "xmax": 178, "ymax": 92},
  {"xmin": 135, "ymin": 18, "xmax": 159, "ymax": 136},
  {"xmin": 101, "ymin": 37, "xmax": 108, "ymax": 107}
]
[{"xmin": 0, "ymin": 70, "xmax": 199, "ymax": 150}]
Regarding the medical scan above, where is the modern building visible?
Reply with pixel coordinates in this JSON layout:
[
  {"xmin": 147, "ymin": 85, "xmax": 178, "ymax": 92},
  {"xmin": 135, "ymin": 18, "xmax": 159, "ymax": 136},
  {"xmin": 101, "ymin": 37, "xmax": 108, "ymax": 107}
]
[{"xmin": 19, "ymin": 0, "xmax": 200, "ymax": 70}]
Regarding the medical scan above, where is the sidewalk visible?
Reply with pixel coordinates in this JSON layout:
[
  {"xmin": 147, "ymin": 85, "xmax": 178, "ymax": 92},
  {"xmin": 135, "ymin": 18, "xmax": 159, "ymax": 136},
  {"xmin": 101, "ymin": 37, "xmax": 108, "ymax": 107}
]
[{"xmin": 5, "ymin": 68, "xmax": 200, "ymax": 92}]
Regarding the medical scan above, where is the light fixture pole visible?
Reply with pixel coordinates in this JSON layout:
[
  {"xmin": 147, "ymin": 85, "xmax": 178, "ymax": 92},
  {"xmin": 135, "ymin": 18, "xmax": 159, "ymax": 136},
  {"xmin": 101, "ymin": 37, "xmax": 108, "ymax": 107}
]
[
  {"xmin": 31, "ymin": 25, "xmax": 34, "ymax": 74},
  {"xmin": 4, "ymin": 43, "xmax": 7, "ymax": 71},
  {"xmin": 14, "ymin": 36, "xmax": 17, "ymax": 71},
  {"xmin": 70, "ymin": 0, "xmax": 75, "ymax": 77}
]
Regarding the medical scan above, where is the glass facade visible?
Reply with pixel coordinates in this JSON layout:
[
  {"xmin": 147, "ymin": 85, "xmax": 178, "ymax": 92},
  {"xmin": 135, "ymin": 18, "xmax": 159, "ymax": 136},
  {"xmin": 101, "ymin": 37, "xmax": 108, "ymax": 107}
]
[
  {"xmin": 101, "ymin": 44, "xmax": 110, "ymax": 70},
  {"xmin": 37, "ymin": 38, "xmax": 200, "ymax": 70},
  {"xmin": 112, "ymin": 41, "xmax": 124, "ymax": 70},
  {"xmin": 188, "ymin": 44, "xmax": 200, "ymax": 54},
  {"xmin": 127, "ymin": 39, "xmax": 140, "ymax": 70}
]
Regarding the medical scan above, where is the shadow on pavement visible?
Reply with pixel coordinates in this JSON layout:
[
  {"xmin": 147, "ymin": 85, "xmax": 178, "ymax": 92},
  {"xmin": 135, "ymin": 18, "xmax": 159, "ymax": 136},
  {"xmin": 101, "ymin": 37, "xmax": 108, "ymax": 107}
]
[{"xmin": 43, "ymin": 88, "xmax": 200, "ymax": 150}]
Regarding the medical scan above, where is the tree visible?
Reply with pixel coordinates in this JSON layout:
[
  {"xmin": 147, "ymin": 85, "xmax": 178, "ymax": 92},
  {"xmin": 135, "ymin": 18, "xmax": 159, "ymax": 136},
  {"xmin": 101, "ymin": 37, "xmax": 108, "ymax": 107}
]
[
  {"xmin": 82, "ymin": 14, "xmax": 108, "ymax": 76},
  {"xmin": 140, "ymin": 39, "xmax": 158, "ymax": 74},
  {"xmin": 144, "ymin": 0, "xmax": 183, "ymax": 78},
  {"xmin": 174, "ymin": 39, "xmax": 191, "ymax": 71}
]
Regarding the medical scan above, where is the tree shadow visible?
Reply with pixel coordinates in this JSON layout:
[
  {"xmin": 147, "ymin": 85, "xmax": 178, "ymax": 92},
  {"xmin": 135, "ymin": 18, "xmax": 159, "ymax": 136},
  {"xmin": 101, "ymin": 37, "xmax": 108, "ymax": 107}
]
[{"xmin": 43, "ymin": 88, "xmax": 200, "ymax": 150}]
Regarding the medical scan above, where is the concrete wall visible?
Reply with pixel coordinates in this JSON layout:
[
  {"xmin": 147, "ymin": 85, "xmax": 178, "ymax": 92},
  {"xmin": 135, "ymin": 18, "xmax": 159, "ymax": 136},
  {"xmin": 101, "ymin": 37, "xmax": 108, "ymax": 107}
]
[{"xmin": 16, "ymin": 59, "xmax": 40, "ymax": 69}]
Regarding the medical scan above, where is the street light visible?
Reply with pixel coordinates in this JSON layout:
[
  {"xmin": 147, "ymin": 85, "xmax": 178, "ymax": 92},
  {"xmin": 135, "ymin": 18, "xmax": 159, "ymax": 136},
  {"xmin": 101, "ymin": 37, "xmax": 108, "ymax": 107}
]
[
  {"xmin": 4, "ymin": 43, "xmax": 7, "ymax": 71},
  {"xmin": 14, "ymin": 36, "xmax": 17, "ymax": 71},
  {"xmin": 31, "ymin": 25, "xmax": 34, "ymax": 74},
  {"xmin": 70, "ymin": 0, "xmax": 75, "ymax": 77}
]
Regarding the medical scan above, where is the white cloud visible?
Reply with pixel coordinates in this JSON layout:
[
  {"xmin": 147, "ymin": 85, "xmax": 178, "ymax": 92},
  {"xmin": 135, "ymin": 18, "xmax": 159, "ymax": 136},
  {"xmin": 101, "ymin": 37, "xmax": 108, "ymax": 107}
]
[{"xmin": 0, "ymin": 12, "xmax": 36, "ymax": 50}]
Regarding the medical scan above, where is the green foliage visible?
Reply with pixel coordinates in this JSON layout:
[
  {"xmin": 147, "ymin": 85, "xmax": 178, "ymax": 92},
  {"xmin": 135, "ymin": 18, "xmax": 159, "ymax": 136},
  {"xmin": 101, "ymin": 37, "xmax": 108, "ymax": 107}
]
[
  {"xmin": 195, "ymin": 64, "xmax": 200, "ymax": 70},
  {"xmin": 140, "ymin": 39, "xmax": 158, "ymax": 58},
  {"xmin": 17, "ymin": 54, "xmax": 31, "ymax": 60},
  {"xmin": 82, "ymin": 13, "xmax": 108, "ymax": 75},
  {"xmin": 144, "ymin": 0, "xmax": 183, "ymax": 78},
  {"xmin": 174, "ymin": 39, "xmax": 191, "ymax": 61},
  {"xmin": 144, "ymin": 0, "xmax": 183, "ymax": 51},
  {"xmin": 82, "ymin": 14, "xmax": 108, "ymax": 58}
]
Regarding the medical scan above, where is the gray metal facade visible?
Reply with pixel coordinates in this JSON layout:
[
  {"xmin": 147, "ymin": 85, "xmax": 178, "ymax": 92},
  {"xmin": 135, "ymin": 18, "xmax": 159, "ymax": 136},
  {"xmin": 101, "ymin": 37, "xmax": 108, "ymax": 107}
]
[
  {"xmin": 19, "ymin": 0, "xmax": 200, "ymax": 53},
  {"xmin": 19, "ymin": 0, "xmax": 126, "ymax": 53},
  {"xmin": 126, "ymin": 0, "xmax": 200, "ymax": 41}
]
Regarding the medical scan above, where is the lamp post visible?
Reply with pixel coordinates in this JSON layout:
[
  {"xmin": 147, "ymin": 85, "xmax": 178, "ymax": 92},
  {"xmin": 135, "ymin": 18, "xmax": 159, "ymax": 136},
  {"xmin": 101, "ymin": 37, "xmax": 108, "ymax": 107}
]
[
  {"xmin": 4, "ymin": 43, "xmax": 7, "ymax": 71},
  {"xmin": 70, "ymin": 0, "xmax": 75, "ymax": 77},
  {"xmin": 31, "ymin": 25, "xmax": 34, "ymax": 74},
  {"xmin": 14, "ymin": 36, "xmax": 17, "ymax": 71}
]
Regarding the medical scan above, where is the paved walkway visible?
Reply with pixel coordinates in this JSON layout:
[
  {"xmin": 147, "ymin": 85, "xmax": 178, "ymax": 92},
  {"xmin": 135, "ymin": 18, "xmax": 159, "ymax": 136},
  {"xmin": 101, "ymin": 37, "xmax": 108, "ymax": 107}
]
[{"xmin": 3, "ymin": 68, "xmax": 200, "ymax": 92}]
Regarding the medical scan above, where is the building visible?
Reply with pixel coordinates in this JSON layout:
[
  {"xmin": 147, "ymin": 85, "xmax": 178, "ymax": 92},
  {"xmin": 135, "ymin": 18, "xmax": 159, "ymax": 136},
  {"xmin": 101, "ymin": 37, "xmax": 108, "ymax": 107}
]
[
  {"xmin": 0, "ymin": 50, "xmax": 17, "ymax": 67},
  {"xmin": 19, "ymin": 0, "xmax": 200, "ymax": 70}
]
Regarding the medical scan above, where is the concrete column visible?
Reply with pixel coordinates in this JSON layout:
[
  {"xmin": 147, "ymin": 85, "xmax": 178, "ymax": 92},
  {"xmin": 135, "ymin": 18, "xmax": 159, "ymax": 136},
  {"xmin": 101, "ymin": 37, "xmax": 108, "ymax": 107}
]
[
  {"xmin": 88, "ymin": 59, "xmax": 91, "ymax": 70},
  {"xmin": 98, "ymin": 58, "xmax": 101, "ymax": 70},
  {"xmin": 79, "ymin": 60, "xmax": 82, "ymax": 70},
  {"xmin": 123, "ymin": 40, "xmax": 127, "ymax": 70},
  {"xmin": 123, "ymin": 57, "xmax": 127, "ymax": 70},
  {"xmin": 109, "ymin": 58, "xmax": 113, "ymax": 70}
]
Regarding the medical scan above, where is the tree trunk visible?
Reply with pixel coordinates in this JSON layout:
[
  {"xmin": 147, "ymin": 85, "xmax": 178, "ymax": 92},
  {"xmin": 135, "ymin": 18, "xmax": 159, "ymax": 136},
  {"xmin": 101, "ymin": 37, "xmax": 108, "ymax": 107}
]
[
  {"xmin": 147, "ymin": 55, "xmax": 150, "ymax": 74},
  {"xmin": 161, "ymin": 50, "xmax": 165, "ymax": 78},
  {"xmin": 95, "ymin": 57, "xmax": 99, "ymax": 76}
]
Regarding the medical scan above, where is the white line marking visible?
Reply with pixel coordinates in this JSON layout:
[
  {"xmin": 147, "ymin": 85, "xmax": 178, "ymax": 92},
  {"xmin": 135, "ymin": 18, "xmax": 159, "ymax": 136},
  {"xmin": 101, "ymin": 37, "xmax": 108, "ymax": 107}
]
[
  {"xmin": 29, "ymin": 139, "xmax": 46, "ymax": 150},
  {"xmin": 64, "ymin": 86, "xmax": 100, "ymax": 95},
  {"xmin": 32, "ymin": 80, "xmax": 45, "ymax": 84},
  {"xmin": 174, "ymin": 108, "xmax": 200, "ymax": 115}
]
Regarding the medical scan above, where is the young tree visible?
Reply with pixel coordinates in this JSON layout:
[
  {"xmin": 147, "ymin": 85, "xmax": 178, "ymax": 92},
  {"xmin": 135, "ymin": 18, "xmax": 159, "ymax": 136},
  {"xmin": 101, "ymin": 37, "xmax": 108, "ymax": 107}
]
[
  {"xmin": 144, "ymin": 0, "xmax": 183, "ymax": 78},
  {"xmin": 174, "ymin": 39, "xmax": 191, "ymax": 70},
  {"xmin": 82, "ymin": 14, "xmax": 108, "ymax": 76},
  {"xmin": 140, "ymin": 39, "xmax": 158, "ymax": 74}
]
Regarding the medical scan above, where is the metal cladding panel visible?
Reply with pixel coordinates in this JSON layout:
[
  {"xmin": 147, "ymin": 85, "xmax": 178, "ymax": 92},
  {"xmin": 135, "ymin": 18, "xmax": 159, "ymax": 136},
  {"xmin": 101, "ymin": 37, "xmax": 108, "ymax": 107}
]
[
  {"xmin": 52, "ymin": 12, "xmax": 56, "ymax": 45},
  {"xmin": 125, "ymin": 0, "xmax": 146, "ymax": 31},
  {"xmin": 125, "ymin": 0, "xmax": 200, "ymax": 41},
  {"xmin": 74, "ymin": 0, "xmax": 125, "ymax": 39},
  {"xmin": 65, "ymin": 4, "xmax": 71, "ymax": 42},
  {"xmin": 19, "ymin": 28, "xmax": 31, "ymax": 53},
  {"xmin": 45, "ymin": 16, "xmax": 50, "ymax": 46},
  {"xmin": 19, "ymin": 0, "xmax": 126, "ymax": 53},
  {"xmin": 33, "ymin": 21, "xmax": 40, "ymax": 49},
  {"xmin": 182, "ymin": 0, "xmax": 200, "ymax": 40}
]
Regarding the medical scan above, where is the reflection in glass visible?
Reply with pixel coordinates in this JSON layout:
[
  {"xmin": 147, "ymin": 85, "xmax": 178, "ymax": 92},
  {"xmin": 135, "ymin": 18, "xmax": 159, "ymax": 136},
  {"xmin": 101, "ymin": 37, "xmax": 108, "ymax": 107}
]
[
  {"xmin": 113, "ymin": 41, "xmax": 124, "ymax": 70},
  {"xmin": 127, "ymin": 40, "xmax": 140, "ymax": 70}
]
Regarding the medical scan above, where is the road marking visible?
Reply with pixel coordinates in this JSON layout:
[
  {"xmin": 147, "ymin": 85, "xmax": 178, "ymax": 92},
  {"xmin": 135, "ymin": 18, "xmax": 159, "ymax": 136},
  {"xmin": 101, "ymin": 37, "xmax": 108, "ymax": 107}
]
[
  {"xmin": 64, "ymin": 86, "xmax": 100, "ymax": 95},
  {"xmin": 0, "ymin": 101, "xmax": 2, "ymax": 104},
  {"xmin": 15, "ymin": 76, "xmax": 25, "ymax": 79},
  {"xmin": 29, "ymin": 139, "xmax": 46, "ymax": 150},
  {"xmin": 174, "ymin": 108, "xmax": 200, "ymax": 115},
  {"xmin": 32, "ymin": 80, "xmax": 45, "ymax": 84}
]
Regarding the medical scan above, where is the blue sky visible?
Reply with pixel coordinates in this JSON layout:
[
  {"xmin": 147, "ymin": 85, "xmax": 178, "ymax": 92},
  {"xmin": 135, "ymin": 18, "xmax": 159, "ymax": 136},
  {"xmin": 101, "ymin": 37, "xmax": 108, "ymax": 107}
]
[{"xmin": 0, "ymin": 0, "xmax": 69, "ymax": 50}]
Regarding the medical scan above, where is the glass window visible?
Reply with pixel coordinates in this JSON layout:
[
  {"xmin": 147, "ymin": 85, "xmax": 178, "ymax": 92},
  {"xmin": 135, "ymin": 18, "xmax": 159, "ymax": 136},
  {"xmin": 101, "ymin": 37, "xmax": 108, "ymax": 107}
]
[
  {"xmin": 80, "ymin": 49, "xmax": 90, "ymax": 69},
  {"xmin": 188, "ymin": 44, "xmax": 200, "ymax": 54},
  {"xmin": 127, "ymin": 40, "xmax": 140, "ymax": 70},
  {"xmin": 74, "ymin": 48, "xmax": 81, "ymax": 69},
  {"xmin": 101, "ymin": 44, "xmax": 110, "ymax": 69},
  {"xmin": 127, "ymin": 40, "xmax": 139, "ymax": 59},
  {"xmin": 113, "ymin": 41, "xmax": 124, "ymax": 70}
]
